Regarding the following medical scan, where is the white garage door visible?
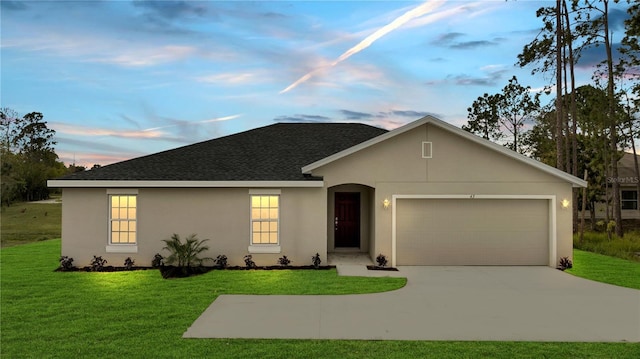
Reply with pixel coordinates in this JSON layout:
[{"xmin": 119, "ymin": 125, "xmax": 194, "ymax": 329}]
[{"xmin": 396, "ymin": 198, "xmax": 549, "ymax": 265}]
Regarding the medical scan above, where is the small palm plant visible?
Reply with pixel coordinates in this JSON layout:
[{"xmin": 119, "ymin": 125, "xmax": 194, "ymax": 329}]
[{"xmin": 162, "ymin": 233, "xmax": 213, "ymax": 269}]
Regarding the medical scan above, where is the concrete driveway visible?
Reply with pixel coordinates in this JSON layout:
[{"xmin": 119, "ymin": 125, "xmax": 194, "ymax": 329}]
[{"xmin": 183, "ymin": 266, "xmax": 640, "ymax": 342}]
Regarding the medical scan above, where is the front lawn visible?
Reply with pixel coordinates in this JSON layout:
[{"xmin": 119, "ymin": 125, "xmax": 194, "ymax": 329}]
[
  {"xmin": 1, "ymin": 240, "xmax": 638, "ymax": 358},
  {"xmin": 566, "ymin": 249, "xmax": 640, "ymax": 289}
]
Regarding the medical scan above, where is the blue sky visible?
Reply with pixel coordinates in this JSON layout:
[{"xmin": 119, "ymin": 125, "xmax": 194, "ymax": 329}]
[{"xmin": 1, "ymin": 0, "xmax": 631, "ymax": 167}]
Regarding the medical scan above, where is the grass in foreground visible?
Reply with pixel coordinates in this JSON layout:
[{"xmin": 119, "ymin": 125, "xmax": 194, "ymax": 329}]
[
  {"xmin": 1, "ymin": 241, "xmax": 638, "ymax": 358},
  {"xmin": 0, "ymin": 201, "xmax": 61, "ymax": 247},
  {"xmin": 566, "ymin": 249, "xmax": 640, "ymax": 289}
]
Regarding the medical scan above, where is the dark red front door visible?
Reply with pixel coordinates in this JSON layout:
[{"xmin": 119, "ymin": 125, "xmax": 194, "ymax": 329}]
[{"xmin": 334, "ymin": 192, "xmax": 360, "ymax": 248}]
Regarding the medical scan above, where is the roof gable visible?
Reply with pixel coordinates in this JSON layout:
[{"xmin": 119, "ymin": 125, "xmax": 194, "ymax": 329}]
[
  {"xmin": 303, "ymin": 116, "xmax": 587, "ymax": 188},
  {"xmin": 617, "ymin": 152, "xmax": 640, "ymax": 179}
]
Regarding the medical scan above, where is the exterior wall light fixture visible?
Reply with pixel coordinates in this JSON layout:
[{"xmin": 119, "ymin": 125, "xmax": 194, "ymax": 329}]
[
  {"xmin": 561, "ymin": 199, "xmax": 571, "ymax": 209},
  {"xmin": 383, "ymin": 198, "xmax": 391, "ymax": 209}
]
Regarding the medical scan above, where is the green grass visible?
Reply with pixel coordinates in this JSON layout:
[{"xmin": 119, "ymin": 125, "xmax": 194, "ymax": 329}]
[
  {"xmin": 574, "ymin": 230, "xmax": 640, "ymax": 262},
  {"xmin": 566, "ymin": 249, "xmax": 640, "ymax": 289},
  {"xmin": 0, "ymin": 201, "xmax": 62, "ymax": 247},
  {"xmin": 2, "ymin": 240, "xmax": 639, "ymax": 358}
]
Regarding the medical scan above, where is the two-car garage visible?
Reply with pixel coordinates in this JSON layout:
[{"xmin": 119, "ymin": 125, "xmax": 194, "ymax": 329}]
[
  {"xmin": 393, "ymin": 196, "xmax": 554, "ymax": 266},
  {"xmin": 305, "ymin": 117, "xmax": 586, "ymax": 268}
]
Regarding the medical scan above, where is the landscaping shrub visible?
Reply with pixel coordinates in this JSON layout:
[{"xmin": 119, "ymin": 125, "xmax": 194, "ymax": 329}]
[
  {"xmin": 311, "ymin": 253, "xmax": 322, "ymax": 269},
  {"xmin": 243, "ymin": 254, "xmax": 256, "ymax": 268},
  {"xmin": 214, "ymin": 255, "xmax": 228, "ymax": 268},
  {"xmin": 124, "ymin": 257, "xmax": 135, "ymax": 270},
  {"xmin": 151, "ymin": 253, "xmax": 164, "ymax": 268},
  {"xmin": 277, "ymin": 255, "xmax": 291, "ymax": 266},
  {"xmin": 89, "ymin": 255, "xmax": 107, "ymax": 272},
  {"xmin": 595, "ymin": 220, "xmax": 617, "ymax": 240},
  {"xmin": 58, "ymin": 256, "xmax": 74, "ymax": 271},
  {"xmin": 375, "ymin": 253, "xmax": 388, "ymax": 267}
]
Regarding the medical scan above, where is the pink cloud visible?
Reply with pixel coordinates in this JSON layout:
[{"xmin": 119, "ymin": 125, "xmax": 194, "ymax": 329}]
[
  {"xmin": 51, "ymin": 123, "xmax": 165, "ymax": 139},
  {"xmin": 57, "ymin": 151, "xmax": 135, "ymax": 168}
]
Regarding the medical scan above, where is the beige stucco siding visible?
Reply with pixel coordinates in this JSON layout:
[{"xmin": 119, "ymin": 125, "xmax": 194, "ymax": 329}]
[
  {"xmin": 317, "ymin": 125, "xmax": 428, "ymax": 188},
  {"xmin": 60, "ymin": 187, "xmax": 326, "ymax": 267},
  {"xmin": 61, "ymin": 188, "xmax": 109, "ymax": 265},
  {"xmin": 314, "ymin": 124, "xmax": 571, "ymax": 187},
  {"xmin": 312, "ymin": 123, "xmax": 575, "ymax": 266}
]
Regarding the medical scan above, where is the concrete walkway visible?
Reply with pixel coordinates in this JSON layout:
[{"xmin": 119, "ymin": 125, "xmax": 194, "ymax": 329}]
[{"xmin": 183, "ymin": 266, "xmax": 640, "ymax": 342}]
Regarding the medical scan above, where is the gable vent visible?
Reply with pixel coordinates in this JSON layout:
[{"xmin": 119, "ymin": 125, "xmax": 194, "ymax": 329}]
[{"xmin": 422, "ymin": 142, "xmax": 432, "ymax": 158}]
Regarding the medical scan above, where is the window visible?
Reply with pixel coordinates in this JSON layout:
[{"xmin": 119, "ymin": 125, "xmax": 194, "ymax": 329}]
[
  {"xmin": 110, "ymin": 195, "xmax": 137, "ymax": 244},
  {"xmin": 251, "ymin": 195, "xmax": 279, "ymax": 245},
  {"xmin": 622, "ymin": 190, "xmax": 638, "ymax": 210}
]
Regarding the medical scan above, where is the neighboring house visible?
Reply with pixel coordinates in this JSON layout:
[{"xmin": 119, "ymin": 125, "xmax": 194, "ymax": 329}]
[
  {"xmin": 594, "ymin": 152, "xmax": 640, "ymax": 220},
  {"xmin": 48, "ymin": 116, "xmax": 586, "ymax": 268}
]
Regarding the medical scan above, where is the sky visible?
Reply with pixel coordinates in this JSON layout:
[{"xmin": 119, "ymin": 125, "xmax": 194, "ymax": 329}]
[{"xmin": 1, "ymin": 0, "xmax": 632, "ymax": 167}]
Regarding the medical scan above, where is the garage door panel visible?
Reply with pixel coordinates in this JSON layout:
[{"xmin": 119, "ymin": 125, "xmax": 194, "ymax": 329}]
[{"xmin": 397, "ymin": 199, "xmax": 548, "ymax": 265}]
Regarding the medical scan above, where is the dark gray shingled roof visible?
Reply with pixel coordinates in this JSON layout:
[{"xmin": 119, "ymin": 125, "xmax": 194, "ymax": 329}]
[{"xmin": 58, "ymin": 123, "xmax": 388, "ymax": 181}]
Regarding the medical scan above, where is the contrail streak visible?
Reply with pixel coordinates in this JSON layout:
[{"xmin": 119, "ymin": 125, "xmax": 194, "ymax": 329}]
[
  {"xmin": 143, "ymin": 114, "xmax": 242, "ymax": 132},
  {"xmin": 280, "ymin": 0, "xmax": 445, "ymax": 94}
]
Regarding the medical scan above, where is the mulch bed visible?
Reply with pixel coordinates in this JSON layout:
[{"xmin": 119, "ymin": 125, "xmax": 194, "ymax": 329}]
[
  {"xmin": 56, "ymin": 265, "xmax": 336, "ymax": 279},
  {"xmin": 159, "ymin": 265, "xmax": 335, "ymax": 278},
  {"xmin": 366, "ymin": 265, "xmax": 399, "ymax": 271},
  {"xmin": 55, "ymin": 266, "xmax": 155, "ymax": 272}
]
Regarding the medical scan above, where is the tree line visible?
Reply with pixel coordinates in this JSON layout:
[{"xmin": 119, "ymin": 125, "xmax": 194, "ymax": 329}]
[
  {"xmin": 463, "ymin": 0, "xmax": 639, "ymax": 236},
  {"xmin": 0, "ymin": 108, "xmax": 89, "ymax": 205}
]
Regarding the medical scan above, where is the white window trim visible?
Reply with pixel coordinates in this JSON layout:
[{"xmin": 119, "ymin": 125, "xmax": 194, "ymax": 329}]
[
  {"xmin": 106, "ymin": 244, "xmax": 138, "ymax": 253},
  {"xmin": 107, "ymin": 188, "xmax": 138, "ymax": 195},
  {"xmin": 108, "ymin": 190, "xmax": 139, "ymax": 247},
  {"xmin": 249, "ymin": 190, "xmax": 281, "ymax": 252},
  {"xmin": 249, "ymin": 189, "xmax": 281, "ymax": 195},
  {"xmin": 248, "ymin": 245, "xmax": 281, "ymax": 254}
]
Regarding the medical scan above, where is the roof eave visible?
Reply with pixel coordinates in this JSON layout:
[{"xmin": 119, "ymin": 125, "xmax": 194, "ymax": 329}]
[{"xmin": 47, "ymin": 180, "xmax": 324, "ymax": 188}]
